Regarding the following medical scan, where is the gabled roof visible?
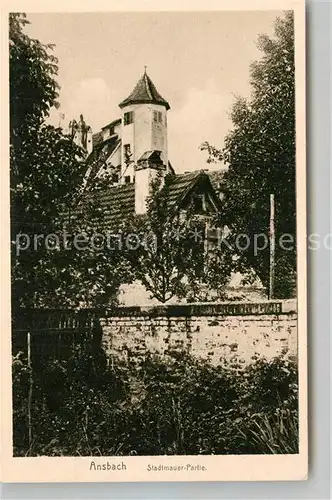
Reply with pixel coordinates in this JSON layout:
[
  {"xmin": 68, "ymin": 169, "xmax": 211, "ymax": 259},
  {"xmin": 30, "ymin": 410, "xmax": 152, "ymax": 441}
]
[
  {"xmin": 83, "ymin": 170, "xmax": 224, "ymax": 229},
  {"xmin": 86, "ymin": 135, "xmax": 121, "ymax": 185},
  {"xmin": 92, "ymin": 131, "xmax": 103, "ymax": 148},
  {"xmin": 166, "ymin": 170, "xmax": 203, "ymax": 210},
  {"xmin": 119, "ymin": 71, "xmax": 170, "ymax": 110},
  {"xmin": 97, "ymin": 183, "xmax": 135, "ymax": 229},
  {"xmin": 138, "ymin": 150, "xmax": 162, "ymax": 162},
  {"xmin": 101, "ymin": 118, "xmax": 121, "ymax": 131},
  {"xmin": 166, "ymin": 170, "xmax": 223, "ymax": 212}
]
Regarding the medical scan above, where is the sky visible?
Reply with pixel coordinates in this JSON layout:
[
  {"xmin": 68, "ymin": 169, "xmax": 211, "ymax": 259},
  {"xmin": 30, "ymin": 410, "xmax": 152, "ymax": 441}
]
[{"xmin": 26, "ymin": 11, "xmax": 281, "ymax": 173}]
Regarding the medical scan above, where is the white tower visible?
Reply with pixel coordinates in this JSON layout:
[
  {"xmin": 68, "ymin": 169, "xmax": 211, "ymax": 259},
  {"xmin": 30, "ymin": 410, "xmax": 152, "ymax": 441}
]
[{"xmin": 118, "ymin": 69, "xmax": 170, "ymax": 213}]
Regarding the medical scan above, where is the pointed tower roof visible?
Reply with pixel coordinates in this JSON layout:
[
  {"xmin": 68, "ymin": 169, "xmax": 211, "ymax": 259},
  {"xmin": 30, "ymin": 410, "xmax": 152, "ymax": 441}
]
[{"xmin": 119, "ymin": 70, "xmax": 170, "ymax": 110}]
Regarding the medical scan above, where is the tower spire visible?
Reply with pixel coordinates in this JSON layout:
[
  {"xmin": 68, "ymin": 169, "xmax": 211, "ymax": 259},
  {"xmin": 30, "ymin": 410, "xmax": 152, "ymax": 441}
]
[{"xmin": 119, "ymin": 71, "xmax": 170, "ymax": 110}]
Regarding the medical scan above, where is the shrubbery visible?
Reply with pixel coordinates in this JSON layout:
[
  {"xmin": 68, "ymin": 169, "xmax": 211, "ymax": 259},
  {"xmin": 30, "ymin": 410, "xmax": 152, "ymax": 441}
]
[{"xmin": 13, "ymin": 347, "xmax": 298, "ymax": 456}]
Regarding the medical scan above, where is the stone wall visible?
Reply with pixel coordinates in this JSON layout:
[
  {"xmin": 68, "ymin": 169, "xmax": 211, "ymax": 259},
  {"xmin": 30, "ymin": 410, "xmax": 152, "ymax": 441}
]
[
  {"xmin": 118, "ymin": 273, "xmax": 267, "ymax": 307},
  {"xmin": 101, "ymin": 300, "xmax": 297, "ymax": 368}
]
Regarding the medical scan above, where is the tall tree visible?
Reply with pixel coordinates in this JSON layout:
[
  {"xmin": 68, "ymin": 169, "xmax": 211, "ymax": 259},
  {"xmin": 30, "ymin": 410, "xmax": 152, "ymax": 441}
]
[
  {"xmin": 9, "ymin": 14, "xmax": 59, "ymax": 140},
  {"xmin": 201, "ymin": 11, "xmax": 296, "ymax": 298},
  {"xmin": 10, "ymin": 14, "xmax": 131, "ymax": 308},
  {"xmin": 127, "ymin": 173, "xmax": 233, "ymax": 303},
  {"xmin": 125, "ymin": 174, "xmax": 199, "ymax": 303}
]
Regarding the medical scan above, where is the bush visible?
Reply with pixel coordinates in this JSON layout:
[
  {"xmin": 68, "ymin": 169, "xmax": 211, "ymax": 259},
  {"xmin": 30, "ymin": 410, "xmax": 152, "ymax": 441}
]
[
  {"xmin": 115, "ymin": 354, "xmax": 298, "ymax": 455},
  {"xmin": 12, "ymin": 348, "xmax": 298, "ymax": 456}
]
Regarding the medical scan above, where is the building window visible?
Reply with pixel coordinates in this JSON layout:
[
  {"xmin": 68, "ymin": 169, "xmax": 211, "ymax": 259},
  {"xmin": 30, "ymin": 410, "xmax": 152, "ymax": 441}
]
[
  {"xmin": 153, "ymin": 110, "xmax": 163, "ymax": 123},
  {"xmin": 124, "ymin": 144, "xmax": 132, "ymax": 164},
  {"xmin": 124, "ymin": 111, "xmax": 134, "ymax": 126},
  {"xmin": 112, "ymin": 173, "xmax": 119, "ymax": 183},
  {"xmin": 124, "ymin": 175, "xmax": 131, "ymax": 184},
  {"xmin": 193, "ymin": 194, "xmax": 205, "ymax": 213}
]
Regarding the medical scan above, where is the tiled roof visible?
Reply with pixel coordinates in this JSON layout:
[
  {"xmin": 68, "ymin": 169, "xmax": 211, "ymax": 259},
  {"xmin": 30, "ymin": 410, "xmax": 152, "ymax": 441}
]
[
  {"xmin": 166, "ymin": 170, "xmax": 224, "ymax": 212},
  {"xmin": 97, "ymin": 183, "xmax": 135, "ymax": 229},
  {"xmin": 101, "ymin": 118, "xmax": 121, "ymax": 131},
  {"xmin": 86, "ymin": 135, "xmax": 121, "ymax": 185},
  {"xmin": 82, "ymin": 169, "xmax": 224, "ymax": 230},
  {"xmin": 119, "ymin": 71, "xmax": 170, "ymax": 110},
  {"xmin": 166, "ymin": 170, "xmax": 204, "ymax": 210},
  {"xmin": 138, "ymin": 150, "xmax": 162, "ymax": 162},
  {"xmin": 92, "ymin": 131, "xmax": 103, "ymax": 148},
  {"xmin": 78, "ymin": 183, "xmax": 135, "ymax": 230}
]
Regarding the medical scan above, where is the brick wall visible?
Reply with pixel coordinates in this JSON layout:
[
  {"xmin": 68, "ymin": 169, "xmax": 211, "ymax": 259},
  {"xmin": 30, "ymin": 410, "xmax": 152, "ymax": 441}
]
[{"xmin": 101, "ymin": 300, "xmax": 297, "ymax": 368}]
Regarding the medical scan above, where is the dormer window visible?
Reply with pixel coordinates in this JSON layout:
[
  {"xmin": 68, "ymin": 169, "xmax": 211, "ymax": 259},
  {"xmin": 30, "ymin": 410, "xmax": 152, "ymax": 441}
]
[
  {"xmin": 124, "ymin": 111, "xmax": 134, "ymax": 126},
  {"xmin": 193, "ymin": 194, "xmax": 205, "ymax": 213}
]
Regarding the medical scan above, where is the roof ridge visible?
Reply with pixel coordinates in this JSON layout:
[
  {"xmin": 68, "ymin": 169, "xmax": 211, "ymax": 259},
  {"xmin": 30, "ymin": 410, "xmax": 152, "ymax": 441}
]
[
  {"xmin": 144, "ymin": 73, "xmax": 153, "ymax": 100},
  {"xmin": 175, "ymin": 169, "xmax": 204, "ymax": 178}
]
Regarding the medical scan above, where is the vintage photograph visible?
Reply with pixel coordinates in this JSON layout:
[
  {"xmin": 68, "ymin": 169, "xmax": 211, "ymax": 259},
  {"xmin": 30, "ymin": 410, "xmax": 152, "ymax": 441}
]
[{"xmin": 8, "ymin": 5, "xmax": 305, "ymax": 472}]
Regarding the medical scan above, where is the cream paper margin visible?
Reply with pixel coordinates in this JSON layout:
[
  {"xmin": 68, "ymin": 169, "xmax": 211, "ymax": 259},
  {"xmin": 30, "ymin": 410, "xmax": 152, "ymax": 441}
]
[{"xmin": 0, "ymin": 0, "xmax": 307, "ymax": 483}]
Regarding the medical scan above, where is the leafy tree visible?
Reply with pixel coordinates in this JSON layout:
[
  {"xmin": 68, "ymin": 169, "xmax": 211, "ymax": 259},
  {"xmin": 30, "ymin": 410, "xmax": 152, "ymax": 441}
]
[
  {"xmin": 125, "ymin": 173, "xmax": 199, "ymax": 303},
  {"xmin": 127, "ymin": 173, "xmax": 233, "ymax": 303},
  {"xmin": 9, "ymin": 13, "xmax": 60, "ymax": 141},
  {"xmin": 201, "ymin": 11, "xmax": 296, "ymax": 298},
  {"xmin": 10, "ymin": 13, "xmax": 131, "ymax": 308},
  {"xmin": 193, "ymin": 234, "xmax": 234, "ymax": 301}
]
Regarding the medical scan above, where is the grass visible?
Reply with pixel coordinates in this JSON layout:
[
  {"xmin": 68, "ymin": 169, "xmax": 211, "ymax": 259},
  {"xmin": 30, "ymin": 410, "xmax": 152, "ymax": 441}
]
[{"xmin": 12, "ymin": 350, "xmax": 299, "ymax": 456}]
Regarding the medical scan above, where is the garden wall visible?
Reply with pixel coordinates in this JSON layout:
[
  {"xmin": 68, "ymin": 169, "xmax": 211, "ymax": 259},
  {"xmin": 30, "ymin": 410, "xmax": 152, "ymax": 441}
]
[{"xmin": 101, "ymin": 300, "xmax": 297, "ymax": 368}]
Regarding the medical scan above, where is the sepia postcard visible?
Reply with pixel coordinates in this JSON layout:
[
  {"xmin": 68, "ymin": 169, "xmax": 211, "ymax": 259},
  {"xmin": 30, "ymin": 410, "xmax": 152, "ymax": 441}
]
[{"xmin": 1, "ymin": 0, "xmax": 307, "ymax": 483}]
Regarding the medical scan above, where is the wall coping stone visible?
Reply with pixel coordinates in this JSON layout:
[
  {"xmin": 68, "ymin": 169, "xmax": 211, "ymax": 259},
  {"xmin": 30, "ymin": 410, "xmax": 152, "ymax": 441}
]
[
  {"xmin": 103, "ymin": 300, "xmax": 296, "ymax": 318},
  {"xmin": 14, "ymin": 300, "xmax": 297, "ymax": 326}
]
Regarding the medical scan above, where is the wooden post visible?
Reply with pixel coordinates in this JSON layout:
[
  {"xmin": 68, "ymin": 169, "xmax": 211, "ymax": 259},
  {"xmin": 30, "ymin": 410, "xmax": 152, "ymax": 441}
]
[
  {"xmin": 27, "ymin": 331, "xmax": 33, "ymax": 451},
  {"xmin": 269, "ymin": 194, "xmax": 275, "ymax": 300}
]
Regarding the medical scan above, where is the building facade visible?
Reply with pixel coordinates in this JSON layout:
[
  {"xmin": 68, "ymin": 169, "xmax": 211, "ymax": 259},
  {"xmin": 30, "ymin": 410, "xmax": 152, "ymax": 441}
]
[
  {"xmin": 69, "ymin": 70, "xmax": 265, "ymax": 303},
  {"xmin": 71, "ymin": 69, "xmax": 224, "ymax": 217}
]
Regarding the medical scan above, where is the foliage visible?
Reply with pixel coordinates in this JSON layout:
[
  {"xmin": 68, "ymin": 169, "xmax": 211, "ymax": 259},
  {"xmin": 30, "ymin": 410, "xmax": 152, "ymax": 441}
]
[
  {"xmin": 120, "ymin": 354, "xmax": 298, "ymax": 455},
  {"xmin": 126, "ymin": 173, "xmax": 203, "ymax": 302},
  {"xmin": 10, "ymin": 14, "xmax": 132, "ymax": 308},
  {"xmin": 9, "ymin": 13, "xmax": 59, "ymax": 140},
  {"xmin": 13, "ymin": 345, "xmax": 130, "ymax": 456},
  {"xmin": 13, "ymin": 346, "xmax": 298, "ymax": 456},
  {"xmin": 201, "ymin": 12, "xmax": 296, "ymax": 298},
  {"xmin": 127, "ymin": 173, "xmax": 233, "ymax": 303},
  {"xmin": 185, "ymin": 236, "xmax": 235, "ymax": 302},
  {"xmin": 239, "ymin": 410, "xmax": 298, "ymax": 454}
]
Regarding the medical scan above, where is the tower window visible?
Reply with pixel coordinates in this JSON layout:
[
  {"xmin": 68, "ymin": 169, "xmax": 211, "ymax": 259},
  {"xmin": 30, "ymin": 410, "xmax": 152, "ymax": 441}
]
[
  {"xmin": 124, "ymin": 111, "xmax": 134, "ymax": 126},
  {"xmin": 124, "ymin": 144, "xmax": 132, "ymax": 164},
  {"xmin": 124, "ymin": 175, "xmax": 131, "ymax": 184},
  {"xmin": 153, "ymin": 110, "xmax": 163, "ymax": 123}
]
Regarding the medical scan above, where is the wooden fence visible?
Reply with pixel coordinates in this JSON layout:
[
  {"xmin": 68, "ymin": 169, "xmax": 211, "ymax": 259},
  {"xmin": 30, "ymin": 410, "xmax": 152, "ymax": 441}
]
[{"xmin": 12, "ymin": 308, "xmax": 103, "ymax": 366}]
